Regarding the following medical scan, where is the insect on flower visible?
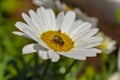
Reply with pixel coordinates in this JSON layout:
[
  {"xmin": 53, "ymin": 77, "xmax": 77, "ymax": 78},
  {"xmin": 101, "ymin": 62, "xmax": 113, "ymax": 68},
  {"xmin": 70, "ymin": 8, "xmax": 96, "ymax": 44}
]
[{"xmin": 53, "ymin": 35, "xmax": 64, "ymax": 46}]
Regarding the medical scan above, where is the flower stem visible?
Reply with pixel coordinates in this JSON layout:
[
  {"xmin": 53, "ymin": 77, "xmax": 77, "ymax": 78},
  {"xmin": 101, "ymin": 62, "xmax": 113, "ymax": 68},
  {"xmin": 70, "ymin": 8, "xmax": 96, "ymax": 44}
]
[
  {"xmin": 64, "ymin": 60, "xmax": 77, "ymax": 75},
  {"xmin": 40, "ymin": 59, "xmax": 51, "ymax": 80}
]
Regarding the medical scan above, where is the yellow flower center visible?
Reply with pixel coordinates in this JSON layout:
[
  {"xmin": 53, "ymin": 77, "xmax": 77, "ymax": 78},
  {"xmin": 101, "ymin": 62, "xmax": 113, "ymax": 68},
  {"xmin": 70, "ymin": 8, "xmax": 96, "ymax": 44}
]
[
  {"xmin": 54, "ymin": 5, "xmax": 73, "ymax": 14},
  {"xmin": 41, "ymin": 30, "xmax": 74, "ymax": 52},
  {"xmin": 66, "ymin": 5, "xmax": 73, "ymax": 11},
  {"xmin": 99, "ymin": 39, "xmax": 108, "ymax": 50}
]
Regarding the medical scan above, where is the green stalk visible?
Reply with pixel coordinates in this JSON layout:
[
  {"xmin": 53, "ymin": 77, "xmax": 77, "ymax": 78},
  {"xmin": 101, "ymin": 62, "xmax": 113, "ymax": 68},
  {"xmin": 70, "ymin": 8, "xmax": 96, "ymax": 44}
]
[
  {"xmin": 64, "ymin": 60, "xmax": 77, "ymax": 75},
  {"xmin": 40, "ymin": 60, "xmax": 51, "ymax": 80}
]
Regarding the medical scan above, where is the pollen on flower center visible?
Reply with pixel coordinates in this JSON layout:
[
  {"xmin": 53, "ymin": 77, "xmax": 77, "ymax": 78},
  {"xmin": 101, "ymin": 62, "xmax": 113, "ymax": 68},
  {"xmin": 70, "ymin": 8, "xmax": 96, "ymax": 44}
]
[{"xmin": 41, "ymin": 30, "xmax": 74, "ymax": 52}]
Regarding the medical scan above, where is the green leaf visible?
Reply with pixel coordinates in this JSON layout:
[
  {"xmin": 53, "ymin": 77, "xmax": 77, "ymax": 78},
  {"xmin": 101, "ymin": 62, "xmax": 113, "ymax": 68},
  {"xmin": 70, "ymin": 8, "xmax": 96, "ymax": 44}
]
[{"xmin": 115, "ymin": 9, "xmax": 120, "ymax": 23}]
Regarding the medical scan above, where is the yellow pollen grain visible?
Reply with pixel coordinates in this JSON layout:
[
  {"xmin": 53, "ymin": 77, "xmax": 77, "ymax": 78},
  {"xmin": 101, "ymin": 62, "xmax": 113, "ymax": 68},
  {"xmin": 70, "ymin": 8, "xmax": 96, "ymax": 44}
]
[{"xmin": 41, "ymin": 30, "xmax": 74, "ymax": 52}]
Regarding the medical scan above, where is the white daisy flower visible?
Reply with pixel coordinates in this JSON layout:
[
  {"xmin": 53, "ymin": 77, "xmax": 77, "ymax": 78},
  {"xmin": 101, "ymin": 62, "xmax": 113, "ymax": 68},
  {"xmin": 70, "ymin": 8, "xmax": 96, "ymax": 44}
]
[
  {"xmin": 98, "ymin": 32, "xmax": 116, "ymax": 54},
  {"xmin": 13, "ymin": 7, "xmax": 102, "ymax": 62}
]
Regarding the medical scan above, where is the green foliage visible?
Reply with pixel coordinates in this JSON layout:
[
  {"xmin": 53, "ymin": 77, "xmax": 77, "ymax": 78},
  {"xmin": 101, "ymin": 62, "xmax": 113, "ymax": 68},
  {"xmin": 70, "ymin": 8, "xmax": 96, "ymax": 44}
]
[
  {"xmin": 77, "ymin": 53, "xmax": 117, "ymax": 80},
  {"xmin": 115, "ymin": 9, "xmax": 120, "ymax": 23},
  {"xmin": 0, "ymin": 0, "xmax": 21, "ymax": 14}
]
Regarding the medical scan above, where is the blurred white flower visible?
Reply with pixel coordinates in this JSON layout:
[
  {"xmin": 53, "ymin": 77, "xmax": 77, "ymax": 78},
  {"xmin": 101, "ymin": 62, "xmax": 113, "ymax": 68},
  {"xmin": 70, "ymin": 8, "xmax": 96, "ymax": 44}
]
[
  {"xmin": 98, "ymin": 32, "xmax": 116, "ymax": 54},
  {"xmin": 32, "ymin": 0, "xmax": 55, "ymax": 8},
  {"xmin": 108, "ymin": 72, "xmax": 120, "ymax": 80},
  {"xmin": 32, "ymin": 0, "xmax": 98, "ymax": 27},
  {"xmin": 54, "ymin": 0, "xmax": 72, "ymax": 11},
  {"xmin": 33, "ymin": 0, "xmax": 72, "ymax": 11},
  {"xmin": 74, "ymin": 8, "xmax": 98, "ymax": 27},
  {"xmin": 108, "ymin": 0, "xmax": 120, "ymax": 3},
  {"xmin": 56, "ymin": 1, "xmax": 98, "ymax": 27},
  {"xmin": 13, "ymin": 7, "xmax": 102, "ymax": 62}
]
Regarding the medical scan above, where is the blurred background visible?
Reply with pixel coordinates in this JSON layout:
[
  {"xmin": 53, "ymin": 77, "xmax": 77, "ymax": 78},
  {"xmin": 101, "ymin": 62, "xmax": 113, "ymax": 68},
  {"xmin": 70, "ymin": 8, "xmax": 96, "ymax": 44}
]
[{"xmin": 0, "ymin": 0, "xmax": 120, "ymax": 80}]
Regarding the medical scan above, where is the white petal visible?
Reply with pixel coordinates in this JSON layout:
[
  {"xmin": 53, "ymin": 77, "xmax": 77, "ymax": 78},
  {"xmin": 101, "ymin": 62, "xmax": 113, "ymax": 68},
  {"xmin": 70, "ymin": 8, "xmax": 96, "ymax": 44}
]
[
  {"xmin": 55, "ymin": 0, "xmax": 67, "ymax": 11},
  {"xmin": 69, "ymin": 20, "xmax": 83, "ymax": 34},
  {"xmin": 75, "ymin": 35, "xmax": 102, "ymax": 49},
  {"xmin": 32, "ymin": 0, "xmax": 42, "ymax": 6},
  {"xmin": 39, "ymin": 50, "xmax": 48, "ymax": 60},
  {"xmin": 22, "ymin": 44, "xmax": 40, "ymax": 54},
  {"xmin": 33, "ymin": 0, "xmax": 54, "ymax": 8},
  {"xmin": 15, "ymin": 22, "xmax": 30, "ymax": 32},
  {"xmin": 74, "ymin": 28, "xmax": 99, "ymax": 41},
  {"xmin": 86, "ymin": 36, "xmax": 103, "ymax": 42},
  {"xmin": 81, "ymin": 28, "xmax": 99, "ymax": 39},
  {"xmin": 12, "ymin": 31, "xmax": 31, "ymax": 39},
  {"xmin": 75, "ymin": 41, "xmax": 101, "ymax": 48},
  {"xmin": 60, "ymin": 11, "xmax": 75, "ymax": 33},
  {"xmin": 15, "ymin": 21, "xmax": 50, "ymax": 49},
  {"xmin": 75, "ymin": 36, "xmax": 103, "ymax": 44},
  {"xmin": 89, "ymin": 48, "xmax": 102, "ymax": 53},
  {"xmin": 58, "ymin": 51, "xmax": 86, "ymax": 60},
  {"xmin": 70, "ymin": 22, "xmax": 92, "ymax": 38},
  {"xmin": 29, "ymin": 10, "xmax": 45, "ymax": 34},
  {"xmin": 23, "ymin": 27, "xmax": 50, "ymax": 49},
  {"xmin": 22, "ymin": 13, "xmax": 40, "ymax": 34},
  {"xmin": 15, "ymin": 22, "xmax": 39, "ymax": 37},
  {"xmin": 86, "ymin": 17, "xmax": 98, "ymax": 28},
  {"xmin": 48, "ymin": 50, "xmax": 60, "ymax": 62},
  {"xmin": 56, "ymin": 11, "xmax": 64, "ymax": 31},
  {"xmin": 46, "ymin": 9, "xmax": 56, "ymax": 30},
  {"xmin": 15, "ymin": 21, "xmax": 49, "ymax": 50},
  {"xmin": 41, "ymin": 0, "xmax": 54, "ymax": 8},
  {"xmin": 36, "ymin": 7, "xmax": 50, "ymax": 31},
  {"xmin": 15, "ymin": 22, "xmax": 40, "ymax": 42},
  {"xmin": 71, "ymin": 49, "xmax": 97, "ymax": 57}
]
